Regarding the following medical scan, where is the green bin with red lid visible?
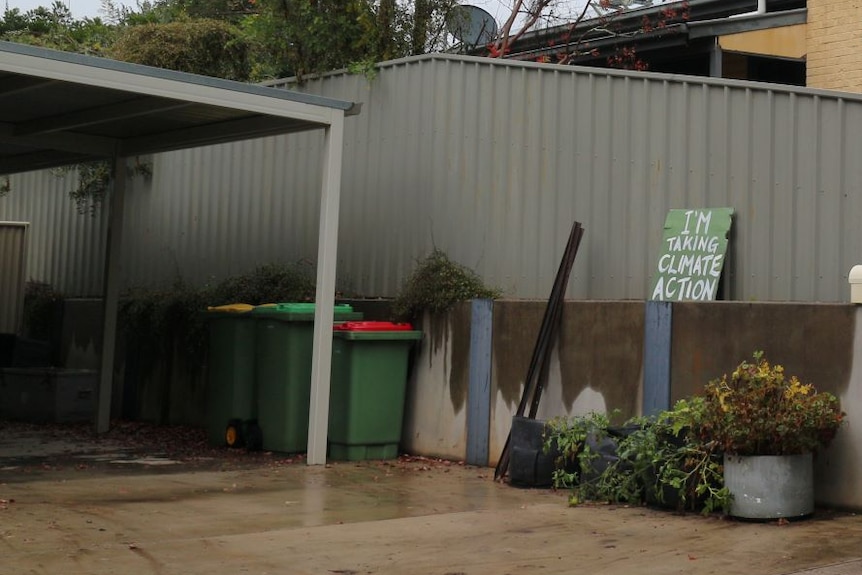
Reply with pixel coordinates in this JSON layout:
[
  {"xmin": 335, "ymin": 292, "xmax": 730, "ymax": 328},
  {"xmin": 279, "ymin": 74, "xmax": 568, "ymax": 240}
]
[
  {"xmin": 253, "ymin": 303, "xmax": 363, "ymax": 453},
  {"xmin": 328, "ymin": 321, "xmax": 423, "ymax": 461}
]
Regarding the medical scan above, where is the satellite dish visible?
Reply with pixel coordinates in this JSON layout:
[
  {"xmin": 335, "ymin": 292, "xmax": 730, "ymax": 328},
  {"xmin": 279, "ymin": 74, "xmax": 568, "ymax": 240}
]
[{"xmin": 447, "ymin": 5, "xmax": 498, "ymax": 47}]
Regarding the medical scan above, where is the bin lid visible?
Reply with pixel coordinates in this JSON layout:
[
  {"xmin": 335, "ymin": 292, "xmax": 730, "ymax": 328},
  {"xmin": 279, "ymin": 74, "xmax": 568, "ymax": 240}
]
[
  {"xmin": 251, "ymin": 303, "xmax": 354, "ymax": 314},
  {"xmin": 333, "ymin": 321, "xmax": 413, "ymax": 331},
  {"xmin": 251, "ymin": 302, "xmax": 361, "ymax": 321},
  {"xmin": 206, "ymin": 303, "xmax": 255, "ymax": 313},
  {"xmin": 333, "ymin": 322, "xmax": 422, "ymax": 340}
]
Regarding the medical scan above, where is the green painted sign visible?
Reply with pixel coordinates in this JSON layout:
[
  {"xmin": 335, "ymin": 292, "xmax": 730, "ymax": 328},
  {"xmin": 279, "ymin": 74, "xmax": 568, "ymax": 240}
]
[{"xmin": 650, "ymin": 208, "xmax": 734, "ymax": 301}]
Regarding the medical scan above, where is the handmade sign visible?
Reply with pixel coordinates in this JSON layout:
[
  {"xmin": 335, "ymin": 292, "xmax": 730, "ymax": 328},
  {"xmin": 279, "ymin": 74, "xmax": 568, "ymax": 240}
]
[{"xmin": 650, "ymin": 208, "xmax": 734, "ymax": 301}]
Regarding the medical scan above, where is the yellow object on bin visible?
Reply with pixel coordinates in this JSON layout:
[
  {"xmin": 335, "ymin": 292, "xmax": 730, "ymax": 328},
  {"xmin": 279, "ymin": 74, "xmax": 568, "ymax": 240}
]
[{"xmin": 207, "ymin": 303, "xmax": 255, "ymax": 313}]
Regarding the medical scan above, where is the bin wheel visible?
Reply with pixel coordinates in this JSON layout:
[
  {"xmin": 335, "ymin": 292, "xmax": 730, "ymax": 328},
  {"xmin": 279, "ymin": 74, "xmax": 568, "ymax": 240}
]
[
  {"xmin": 245, "ymin": 421, "xmax": 263, "ymax": 452},
  {"xmin": 225, "ymin": 419, "xmax": 245, "ymax": 448}
]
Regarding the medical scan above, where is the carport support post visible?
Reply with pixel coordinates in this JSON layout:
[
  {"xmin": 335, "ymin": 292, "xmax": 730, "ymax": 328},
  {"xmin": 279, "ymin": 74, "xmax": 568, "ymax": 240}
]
[
  {"xmin": 307, "ymin": 112, "xmax": 345, "ymax": 465},
  {"xmin": 97, "ymin": 153, "xmax": 127, "ymax": 433}
]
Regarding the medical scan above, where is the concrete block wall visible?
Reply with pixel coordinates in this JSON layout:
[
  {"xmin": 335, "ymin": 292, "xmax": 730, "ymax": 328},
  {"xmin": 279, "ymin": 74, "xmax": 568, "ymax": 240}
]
[
  {"xmin": 489, "ymin": 301, "xmax": 645, "ymax": 465},
  {"xmin": 807, "ymin": 0, "xmax": 862, "ymax": 93},
  {"xmin": 60, "ymin": 299, "xmax": 103, "ymax": 370},
  {"xmin": 401, "ymin": 303, "xmax": 471, "ymax": 460},
  {"xmin": 670, "ymin": 301, "xmax": 860, "ymax": 509},
  {"xmin": 401, "ymin": 300, "xmax": 862, "ymax": 510},
  {"xmin": 401, "ymin": 300, "xmax": 645, "ymax": 466}
]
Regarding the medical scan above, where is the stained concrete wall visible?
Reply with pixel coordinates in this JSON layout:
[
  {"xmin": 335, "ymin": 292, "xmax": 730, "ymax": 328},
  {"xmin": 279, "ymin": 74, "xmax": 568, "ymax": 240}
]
[
  {"xmin": 401, "ymin": 300, "xmax": 862, "ymax": 510},
  {"xmin": 60, "ymin": 299, "xmax": 102, "ymax": 370},
  {"xmin": 670, "ymin": 302, "xmax": 855, "ymax": 403},
  {"xmin": 820, "ymin": 315, "xmax": 862, "ymax": 510},
  {"xmin": 401, "ymin": 304, "xmax": 471, "ymax": 460},
  {"xmin": 490, "ymin": 301, "xmax": 645, "ymax": 465},
  {"xmin": 401, "ymin": 300, "xmax": 646, "ymax": 466},
  {"xmin": 669, "ymin": 301, "xmax": 861, "ymax": 509}
]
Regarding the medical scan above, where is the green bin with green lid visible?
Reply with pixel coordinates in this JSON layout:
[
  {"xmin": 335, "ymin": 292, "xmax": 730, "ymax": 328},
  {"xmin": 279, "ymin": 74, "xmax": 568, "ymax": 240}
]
[
  {"xmin": 328, "ymin": 321, "xmax": 423, "ymax": 461},
  {"xmin": 253, "ymin": 303, "xmax": 363, "ymax": 453},
  {"xmin": 204, "ymin": 304, "xmax": 261, "ymax": 449}
]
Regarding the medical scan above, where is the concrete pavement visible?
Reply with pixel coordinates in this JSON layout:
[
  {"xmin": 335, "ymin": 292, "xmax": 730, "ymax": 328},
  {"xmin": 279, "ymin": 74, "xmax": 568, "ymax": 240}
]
[{"xmin": 2, "ymin": 424, "xmax": 862, "ymax": 575}]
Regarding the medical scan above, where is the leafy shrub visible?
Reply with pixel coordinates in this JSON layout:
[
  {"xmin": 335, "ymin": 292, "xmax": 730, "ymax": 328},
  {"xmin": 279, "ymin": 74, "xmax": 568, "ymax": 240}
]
[
  {"xmin": 121, "ymin": 262, "xmax": 317, "ymax": 362},
  {"xmin": 22, "ymin": 281, "xmax": 63, "ymax": 341},
  {"xmin": 698, "ymin": 351, "xmax": 844, "ymax": 456},
  {"xmin": 208, "ymin": 262, "xmax": 316, "ymax": 306},
  {"xmin": 110, "ymin": 19, "xmax": 252, "ymax": 81},
  {"xmin": 392, "ymin": 249, "xmax": 501, "ymax": 320},
  {"xmin": 544, "ymin": 404, "xmax": 730, "ymax": 515},
  {"xmin": 121, "ymin": 281, "xmax": 211, "ymax": 361}
]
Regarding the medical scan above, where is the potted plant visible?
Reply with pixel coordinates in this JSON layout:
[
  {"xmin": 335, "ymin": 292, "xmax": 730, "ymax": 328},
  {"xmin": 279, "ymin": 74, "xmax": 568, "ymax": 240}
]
[{"xmin": 698, "ymin": 351, "xmax": 845, "ymax": 519}]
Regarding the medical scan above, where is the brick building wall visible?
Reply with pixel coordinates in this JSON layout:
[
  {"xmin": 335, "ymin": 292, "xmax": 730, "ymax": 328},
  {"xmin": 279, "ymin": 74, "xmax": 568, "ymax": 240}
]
[{"xmin": 807, "ymin": 0, "xmax": 862, "ymax": 92}]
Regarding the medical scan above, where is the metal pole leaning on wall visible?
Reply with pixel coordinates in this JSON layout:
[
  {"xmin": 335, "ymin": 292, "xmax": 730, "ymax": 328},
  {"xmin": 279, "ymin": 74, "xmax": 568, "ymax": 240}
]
[
  {"xmin": 527, "ymin": 224, "xmax": 584, "ymax": 420},
  {"xmin": 494, "ymin": 221, "xmax": 584, "ymax": 481}
]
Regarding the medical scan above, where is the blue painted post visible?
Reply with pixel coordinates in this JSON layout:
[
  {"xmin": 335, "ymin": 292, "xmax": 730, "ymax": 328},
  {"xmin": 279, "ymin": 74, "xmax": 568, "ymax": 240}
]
[
  {"xmin": 643, "ymin": 301, "xmax": 672, "ymax": 417},
  {"xmin": 467, "ymin": 298, "xmax": 493, "ymax": 466}
]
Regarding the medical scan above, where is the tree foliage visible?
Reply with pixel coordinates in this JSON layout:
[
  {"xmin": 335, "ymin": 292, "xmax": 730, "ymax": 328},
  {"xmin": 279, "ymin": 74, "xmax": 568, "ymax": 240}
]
[
  {"xmin": 1, "ymin": 0, "xmax": 695, "ymax": 78},
  {"xmin": 110, "ymin": 18, "xmax": 251, "ymax": 79},
  {"xmin": 241, "ymin": 0, "xmax": 378, "ymax": 80},
  {"xmin": 1, "ymin": 2, "xmax": 115, "ymax": 55},
  {"xmin": 487, "ymin": 0, "xmax": 688, "ymax": 70},
  {"xmin": 2, "ymin": 0, "xmax": 461, "ymax": 80}
]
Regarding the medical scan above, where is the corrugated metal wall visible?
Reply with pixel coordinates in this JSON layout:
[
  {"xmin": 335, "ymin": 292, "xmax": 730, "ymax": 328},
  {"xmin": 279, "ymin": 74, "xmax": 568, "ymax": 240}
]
[
  {"xmin": 0, "ymin": 222, "xmax": 28, "ymax": 333},
  {"xmin": 120, "ymin": 136, "xmax": 326, "ymax": 289},
  {"xmin": 0, "ymin": 170, "xmax": 105, "ymax": 296},
  {"xmin": 2, "ymin": 55, "xmax": 861, "ymax": 301},
  {"xmin": 271, "ymin": 56, "xmax": 862, "ymax": 302}
]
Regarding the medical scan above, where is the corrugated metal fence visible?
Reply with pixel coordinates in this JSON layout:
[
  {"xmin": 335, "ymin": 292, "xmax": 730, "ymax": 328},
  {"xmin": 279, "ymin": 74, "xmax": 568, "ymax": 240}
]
[
  {"xmin": 1, "ymin": 54, "xmax": 860, "ymax": 301},
  {"xmin": 0, "ymin": 170, "xmax": 105, "ymax": 296},
  {"xmin": 0, "ymin": 222, "xmax": 28, "ymax": 333}
]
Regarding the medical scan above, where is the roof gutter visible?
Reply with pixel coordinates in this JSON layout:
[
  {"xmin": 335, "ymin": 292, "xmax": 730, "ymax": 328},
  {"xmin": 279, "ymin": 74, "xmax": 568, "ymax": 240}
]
[
  {"xmin": 507, "ymin": 24, "xmax": 690, "ymax": 63},
  {"xmin": 686, "ymin": 8, "xmax": 806, "ymax": 39},
  {"xmin": 494, "ymin": 0, "xmax": 804, "ymax": 58}
]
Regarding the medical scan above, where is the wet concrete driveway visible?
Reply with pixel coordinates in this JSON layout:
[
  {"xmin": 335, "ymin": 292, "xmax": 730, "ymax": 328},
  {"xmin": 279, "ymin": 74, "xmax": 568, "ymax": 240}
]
[{"xmin": 2, "ymin": 424, "xmax": 862, "ymax": 575}]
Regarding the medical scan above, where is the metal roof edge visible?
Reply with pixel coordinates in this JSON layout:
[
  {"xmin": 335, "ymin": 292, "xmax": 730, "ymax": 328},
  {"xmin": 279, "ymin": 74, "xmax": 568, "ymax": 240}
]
[
  {"xmin": 271, "ymin": 52, "xmax": 862, "ymax": 106},
  {"xmin": 0, "ymin": 40, "xmax": 356, "ymax": 113}
]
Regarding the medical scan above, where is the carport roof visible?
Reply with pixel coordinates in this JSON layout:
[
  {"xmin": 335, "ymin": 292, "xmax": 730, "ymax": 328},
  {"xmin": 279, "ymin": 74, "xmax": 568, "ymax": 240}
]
[
  {"xmin": 0, "ymin": 41, "xmax": 355, "ymax": 464},
  {"xmin": 0, "ymin": 40, "xmax": 359, "ymax": 175}
]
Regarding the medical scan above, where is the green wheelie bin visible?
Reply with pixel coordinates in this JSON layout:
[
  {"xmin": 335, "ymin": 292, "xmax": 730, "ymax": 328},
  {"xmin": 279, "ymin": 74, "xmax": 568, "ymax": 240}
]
[
  {"xmin": 252, "ymin": 303, "xmax": 363, "ymax": 453},
  {"xmin": 204, "ymin": 304, "xmax": 261, "ymax": 449},
  {"xmin": 328, "ymin": 321, "xmax": 423, "ymax": 461}
]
